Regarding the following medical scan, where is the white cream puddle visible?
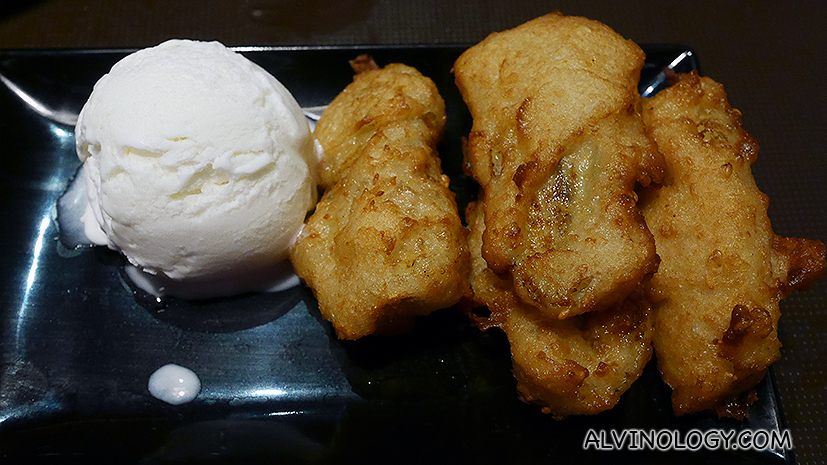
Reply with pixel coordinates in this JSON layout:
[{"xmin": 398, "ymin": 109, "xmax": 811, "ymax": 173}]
[
  {"xmin": 56, "ymin": 166, "xmax": 94, "ymax": 249},
  {"xmin": 148, "ymin": 363, "xmax": 201, "ymax": 405}
]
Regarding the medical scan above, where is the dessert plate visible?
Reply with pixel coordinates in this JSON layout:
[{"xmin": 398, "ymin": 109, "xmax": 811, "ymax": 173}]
[{"xmin": 0, "ymin": 45, "xmax": 793, "ymax": 464}]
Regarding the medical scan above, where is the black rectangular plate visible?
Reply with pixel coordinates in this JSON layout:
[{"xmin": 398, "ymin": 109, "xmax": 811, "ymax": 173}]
[{"xmin": 0, "ymin": 45, "xmax": 792, "ymax": 464}]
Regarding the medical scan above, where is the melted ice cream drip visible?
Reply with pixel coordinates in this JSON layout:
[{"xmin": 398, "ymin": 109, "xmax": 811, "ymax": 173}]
[{"xmin": 148, "ymin": 363, "xmax": 201, "ymax": 405}]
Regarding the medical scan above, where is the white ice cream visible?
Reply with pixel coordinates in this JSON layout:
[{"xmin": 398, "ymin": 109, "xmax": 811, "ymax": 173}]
[
  {"xmin": 148, "ymin": 363, "xmax": 201, "ymax": 405},
  {"xmin": 74, "ymin": 39, "xmax": 319, "ymax": 298}
]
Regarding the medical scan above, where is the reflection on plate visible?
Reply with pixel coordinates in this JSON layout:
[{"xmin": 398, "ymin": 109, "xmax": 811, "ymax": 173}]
[{"xmin": 0, "ymin": 45, "xmax": 793, "ymax": 464}]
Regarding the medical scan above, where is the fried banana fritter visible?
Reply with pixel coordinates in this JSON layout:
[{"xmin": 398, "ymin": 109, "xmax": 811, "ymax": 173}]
[
  {"xmin": 313, "ymin": 62, "xmax": 446, "ymax": 189},
  {"xmin": 454, "ymin": 13, "xmax": 663, "ymax": 319},
  {"xmin": 640, "ymin": 72, "xmax": 826, "ymax": 417},
  {"xmin": 467, "ymin": 202, "xmax": 654, "ymax": 417},
  {"xmin": 290, "ymin": 64, "xmax": 470, "ymax": 340}
]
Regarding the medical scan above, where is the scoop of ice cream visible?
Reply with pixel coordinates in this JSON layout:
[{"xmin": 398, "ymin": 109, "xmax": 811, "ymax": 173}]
[{"xmin": 75, "ymin": 39, "xmax": 319, "ymax": 297}]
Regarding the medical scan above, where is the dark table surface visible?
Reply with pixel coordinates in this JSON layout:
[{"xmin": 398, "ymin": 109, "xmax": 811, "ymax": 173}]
[{"xmin": 2, "ymin": 1, "xmax": 826, "ymax": 463}]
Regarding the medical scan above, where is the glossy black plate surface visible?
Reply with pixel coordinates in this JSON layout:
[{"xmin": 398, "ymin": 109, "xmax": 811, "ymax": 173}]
[{"xmin": 0, "ymin": 45, "xmax": 792, "ymax": 464}]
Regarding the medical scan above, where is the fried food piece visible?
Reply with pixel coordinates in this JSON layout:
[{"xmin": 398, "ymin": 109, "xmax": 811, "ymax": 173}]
[
  {"xmin": 467, "ymin": 202, "xmax": 655, "ymax": 417},
  {"xmin": 454, "ymin": 13, "xmax": 664, "ymax": 319},
  {"xmin": 290, "ymin": 63, "xmax": 470, "ymax": 340},
  {"xmin": 640, "ymin": 72, "xmax": 826, "ymax": 417},
  {"xmin": 313, "ymin": 63, "xmax": 446, "ymax": 189}
]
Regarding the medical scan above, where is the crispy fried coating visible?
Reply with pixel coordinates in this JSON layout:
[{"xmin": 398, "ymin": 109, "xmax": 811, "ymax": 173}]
[
  {"xmin": 640, "ymin": 72, "xmax": 826, "ymax": 417},
  {"xmin": 313, "ymin": 63, "xmax": 446, "ymax": 189},
  {"xmin": 454, "ymin": 13, "xmax": 663, "ymax": 319},
  {"xmin": 290, "ymin": 64, "xmax": 470, "ymax": 340},
  {"xmin": 467, "ymin": 202, "xmax": 654, "ymax": 417}
]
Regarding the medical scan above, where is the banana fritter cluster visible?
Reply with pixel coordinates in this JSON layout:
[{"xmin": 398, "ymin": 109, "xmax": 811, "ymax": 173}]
[{"xmin": 291, "ymin": 14, "xmax": 826, "ymax": 419}]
